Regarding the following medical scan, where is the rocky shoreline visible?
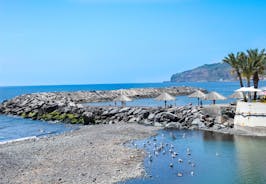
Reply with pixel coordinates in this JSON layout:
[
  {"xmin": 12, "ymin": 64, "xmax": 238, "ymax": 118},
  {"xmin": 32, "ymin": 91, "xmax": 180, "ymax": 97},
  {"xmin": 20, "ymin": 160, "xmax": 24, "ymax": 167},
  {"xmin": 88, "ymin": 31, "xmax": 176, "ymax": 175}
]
[{"xmin": 0, "ymin": 86, "xmax": 238, "ymax": 133}]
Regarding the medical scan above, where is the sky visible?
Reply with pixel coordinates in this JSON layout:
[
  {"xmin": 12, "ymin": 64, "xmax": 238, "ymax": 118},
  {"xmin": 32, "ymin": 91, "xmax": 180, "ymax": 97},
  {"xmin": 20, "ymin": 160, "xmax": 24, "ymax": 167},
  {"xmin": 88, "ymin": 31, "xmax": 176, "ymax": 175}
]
[{"xmin": 0, "ymin": 0, "xmax": 266, "ymax": 86}]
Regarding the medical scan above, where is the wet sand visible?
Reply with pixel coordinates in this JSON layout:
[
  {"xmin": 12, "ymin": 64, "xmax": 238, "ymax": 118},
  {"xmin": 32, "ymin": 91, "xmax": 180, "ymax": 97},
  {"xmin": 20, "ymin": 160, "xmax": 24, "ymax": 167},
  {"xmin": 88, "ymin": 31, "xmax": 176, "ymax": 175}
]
[{"xmin": 0, "ymin": 123, "xmax": 159, "ymax": 184}]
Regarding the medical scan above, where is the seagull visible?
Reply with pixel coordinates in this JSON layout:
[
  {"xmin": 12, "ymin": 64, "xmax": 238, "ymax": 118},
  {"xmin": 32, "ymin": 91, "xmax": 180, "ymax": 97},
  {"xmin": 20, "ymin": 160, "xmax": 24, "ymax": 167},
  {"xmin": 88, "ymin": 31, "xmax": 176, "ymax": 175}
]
[
  {"xmin": 170, "ymin": 144, "xmax": 174, "ymax": 149},
  {"xmin": 177, "ymin": 172, "xmax": 183, "ymax": 177},
  {"xmin": 170, "ymin": 132, "xmax": 176, "ymax": 140},
  {"xmin": 190, "ymin": 171, "xmax": 194, "ymax": 176},
  {"xmin": 169, "ymin": 163, "xmax": 174, "ymax": 168},
  {"xmin": 178, "ymin": 159, "xmax": 183, "ymax": 163}
]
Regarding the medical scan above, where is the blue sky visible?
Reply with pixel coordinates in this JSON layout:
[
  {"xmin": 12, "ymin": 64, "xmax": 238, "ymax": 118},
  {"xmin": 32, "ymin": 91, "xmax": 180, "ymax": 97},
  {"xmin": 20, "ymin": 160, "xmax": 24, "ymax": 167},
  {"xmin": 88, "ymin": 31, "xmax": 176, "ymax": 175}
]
[{"xmin": 0, "ymin": 0, "xmax": 266, "ymax": 86}]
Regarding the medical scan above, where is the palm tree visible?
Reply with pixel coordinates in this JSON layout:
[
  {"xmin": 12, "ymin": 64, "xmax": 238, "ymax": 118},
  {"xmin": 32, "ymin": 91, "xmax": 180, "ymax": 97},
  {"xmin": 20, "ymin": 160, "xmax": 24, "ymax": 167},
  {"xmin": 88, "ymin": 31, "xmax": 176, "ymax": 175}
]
[
  {"xmin": 246, "ymin": 49, "xmax": 266, "ymax": 99},
  {"xmin": 239, "ymin": 52, "xmax": 253, "ymax": 87},
  {"xmin": 223, "ymin": 52, "xmax": 244, "ymax": 87}
]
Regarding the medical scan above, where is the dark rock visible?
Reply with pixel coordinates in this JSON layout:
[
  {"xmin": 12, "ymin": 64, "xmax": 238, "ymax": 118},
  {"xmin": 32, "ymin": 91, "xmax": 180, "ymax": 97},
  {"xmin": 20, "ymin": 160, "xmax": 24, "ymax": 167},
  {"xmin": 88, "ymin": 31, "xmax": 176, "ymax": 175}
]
[
  {"xmin": 44, "ymin": 104, "xmax": 58, "ymax": 113},
  {"xmin": 82, "ymin": 112, "xmax": 95, "ymax": 125}
]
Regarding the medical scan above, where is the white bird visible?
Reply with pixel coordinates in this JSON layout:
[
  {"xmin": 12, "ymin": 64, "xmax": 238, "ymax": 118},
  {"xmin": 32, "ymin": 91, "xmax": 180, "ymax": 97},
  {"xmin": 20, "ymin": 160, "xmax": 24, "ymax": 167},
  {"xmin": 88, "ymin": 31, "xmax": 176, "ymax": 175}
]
[
  {"xmin": 170, "ymin": 144, "xmax": 174, "ymax": 149},
  {"xmin": 178, "ymin": 159, "xmax": 183, "ymax": 163}
]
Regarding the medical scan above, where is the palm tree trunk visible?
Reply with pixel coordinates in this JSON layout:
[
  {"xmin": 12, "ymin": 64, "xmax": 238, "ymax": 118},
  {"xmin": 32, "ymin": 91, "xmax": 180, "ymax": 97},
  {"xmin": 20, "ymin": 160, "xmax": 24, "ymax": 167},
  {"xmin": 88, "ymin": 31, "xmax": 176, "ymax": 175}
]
[
  {"xmin": 253, "ymin": 72, "xmax": 259, "ymax": 100},
  {"xmin": 237, "ymin": 71, "xmax": 244, "ymax": 87},
  {"xmin": 247, "ymin": 77, "xmax": 251, "ymax": 87},
  {"xmin": 247, "ymin": 77, "xmax": 251, "ymax": 101},
  {"xmin": 237, "ymin": 71, "xmax": 247, "ymax": 101}
]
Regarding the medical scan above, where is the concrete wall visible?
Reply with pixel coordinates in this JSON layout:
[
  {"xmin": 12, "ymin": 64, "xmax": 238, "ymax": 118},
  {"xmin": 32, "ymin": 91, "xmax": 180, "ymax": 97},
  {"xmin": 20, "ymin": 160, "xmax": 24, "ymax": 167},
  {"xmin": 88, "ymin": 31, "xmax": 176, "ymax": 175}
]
[{"xmin": 234, "ymin": 101, "xmax": 266, "ymax": 134}]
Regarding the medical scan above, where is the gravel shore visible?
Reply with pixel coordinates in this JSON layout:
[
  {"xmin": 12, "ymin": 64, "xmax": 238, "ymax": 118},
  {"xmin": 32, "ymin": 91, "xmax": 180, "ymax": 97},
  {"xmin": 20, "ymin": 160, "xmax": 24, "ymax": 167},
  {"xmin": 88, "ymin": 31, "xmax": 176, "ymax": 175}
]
[{"xmin": 0, "ymin": 123, "xmax": 159, "ymax": 184}]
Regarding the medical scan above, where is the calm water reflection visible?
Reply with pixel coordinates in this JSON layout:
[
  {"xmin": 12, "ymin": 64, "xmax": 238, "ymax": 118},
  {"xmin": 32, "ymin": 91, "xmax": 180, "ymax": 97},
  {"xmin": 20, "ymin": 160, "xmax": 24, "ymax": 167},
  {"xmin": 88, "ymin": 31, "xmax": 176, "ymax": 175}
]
[{"xmin": 120, "ymin": 130, "xmax": 266, "ymax": 184}]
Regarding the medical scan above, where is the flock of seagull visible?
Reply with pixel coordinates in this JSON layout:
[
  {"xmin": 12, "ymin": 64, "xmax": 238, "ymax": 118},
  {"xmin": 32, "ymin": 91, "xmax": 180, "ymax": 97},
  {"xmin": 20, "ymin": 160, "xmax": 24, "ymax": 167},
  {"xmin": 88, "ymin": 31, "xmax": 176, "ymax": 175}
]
[{"xmin": 132, "ymin": 132, "xmax": 197, "ymax": 178}]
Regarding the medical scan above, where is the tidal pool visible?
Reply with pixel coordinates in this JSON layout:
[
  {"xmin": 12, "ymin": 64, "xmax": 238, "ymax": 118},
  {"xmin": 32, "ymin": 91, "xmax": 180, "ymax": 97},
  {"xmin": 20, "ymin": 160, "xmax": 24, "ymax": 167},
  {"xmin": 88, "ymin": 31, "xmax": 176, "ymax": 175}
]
[{"xmin": 121, "ymin": 130, "xmax": 266, "ymax": 184}]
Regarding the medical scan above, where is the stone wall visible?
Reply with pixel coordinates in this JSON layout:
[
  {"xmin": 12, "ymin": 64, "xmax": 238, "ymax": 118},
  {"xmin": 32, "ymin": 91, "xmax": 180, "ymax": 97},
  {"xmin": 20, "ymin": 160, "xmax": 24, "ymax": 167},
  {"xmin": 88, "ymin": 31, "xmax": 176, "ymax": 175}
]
[{"xmin": 234, "ymin": 101, "xmax": 266, "ymax": 135}]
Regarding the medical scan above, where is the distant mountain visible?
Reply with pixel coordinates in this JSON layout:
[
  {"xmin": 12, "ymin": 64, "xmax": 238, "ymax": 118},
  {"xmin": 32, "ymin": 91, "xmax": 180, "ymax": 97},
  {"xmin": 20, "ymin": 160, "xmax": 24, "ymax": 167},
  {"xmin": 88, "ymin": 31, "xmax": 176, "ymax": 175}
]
[{"xmin": 170, "ymin": 63, "xmax": 237, "ymax": 82}]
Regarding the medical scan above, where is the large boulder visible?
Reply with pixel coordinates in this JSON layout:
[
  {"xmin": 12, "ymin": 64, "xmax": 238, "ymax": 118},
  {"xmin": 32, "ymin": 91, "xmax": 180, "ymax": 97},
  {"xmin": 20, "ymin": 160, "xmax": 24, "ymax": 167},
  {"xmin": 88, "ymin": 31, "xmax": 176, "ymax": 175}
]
[
  {"xmin": 165, "ymin": 122, "xmax": 181, "ymax": 129},
  {"xmin": 82, "ymin": 112, "xmax": 95, "ymax": 125},
  {"xmin": 155, "ymin": 112, "xmax": 179, "ymax": 122}
]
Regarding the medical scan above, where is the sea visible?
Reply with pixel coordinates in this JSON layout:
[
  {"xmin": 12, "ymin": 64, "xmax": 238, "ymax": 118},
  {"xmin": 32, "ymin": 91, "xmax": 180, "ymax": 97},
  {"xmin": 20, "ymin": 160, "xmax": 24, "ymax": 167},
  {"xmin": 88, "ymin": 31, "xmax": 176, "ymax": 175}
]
[{"xmin": 0, "ymin": 82, "xmax": 266, "ymax": 183}]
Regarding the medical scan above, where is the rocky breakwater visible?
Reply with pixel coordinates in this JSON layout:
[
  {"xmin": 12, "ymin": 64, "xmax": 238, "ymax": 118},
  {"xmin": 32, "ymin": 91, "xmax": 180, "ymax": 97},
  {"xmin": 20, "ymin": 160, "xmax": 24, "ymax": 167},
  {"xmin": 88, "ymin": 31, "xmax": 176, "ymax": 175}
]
[
  {"xmin": 0, "ymin": 90, "xmax": 236, "ymax": 132},
  {"xmin": 0, "ymin": 86, "xmax": 205, "ymax": 122},
  {"xmin": 0, "ymin": 86, "xmax": 236, "ymax": 132},
  {"xmin": 2, "ymin": 86, "xmax": 205, "ymax": 104}
]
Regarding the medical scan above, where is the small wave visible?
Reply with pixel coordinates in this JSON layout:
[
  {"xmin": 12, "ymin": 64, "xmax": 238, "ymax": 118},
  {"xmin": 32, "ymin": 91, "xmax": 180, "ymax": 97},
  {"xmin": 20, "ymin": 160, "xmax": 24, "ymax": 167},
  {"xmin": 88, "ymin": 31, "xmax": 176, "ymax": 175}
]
[
  {"xmin": 36, "ymin": 131, "xmax": 58, "ymax": 137},
  {"xmin": 0, "ymin": 136, "xmax": 37, "ymax": 145}
]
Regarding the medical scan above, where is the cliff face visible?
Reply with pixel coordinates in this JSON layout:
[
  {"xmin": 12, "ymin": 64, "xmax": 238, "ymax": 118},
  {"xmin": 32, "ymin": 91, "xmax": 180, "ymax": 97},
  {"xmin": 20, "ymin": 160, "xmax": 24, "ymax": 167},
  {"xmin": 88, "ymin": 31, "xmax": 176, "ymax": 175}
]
[{"xmin": 170, "ymin": 63, "xmax": 237, "ymax": 82}]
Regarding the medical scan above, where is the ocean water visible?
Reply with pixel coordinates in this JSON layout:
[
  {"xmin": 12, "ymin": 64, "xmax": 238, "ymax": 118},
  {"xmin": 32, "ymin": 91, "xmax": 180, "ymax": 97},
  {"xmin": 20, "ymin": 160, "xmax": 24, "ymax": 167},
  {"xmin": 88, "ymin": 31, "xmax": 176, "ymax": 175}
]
[
  {"xmin": 0, "ymin": 115, "xmax": 78, "ymax": 142},
  {"xmin": 120, "ymin": 130, "xmax": 266, "ymax": 184}
]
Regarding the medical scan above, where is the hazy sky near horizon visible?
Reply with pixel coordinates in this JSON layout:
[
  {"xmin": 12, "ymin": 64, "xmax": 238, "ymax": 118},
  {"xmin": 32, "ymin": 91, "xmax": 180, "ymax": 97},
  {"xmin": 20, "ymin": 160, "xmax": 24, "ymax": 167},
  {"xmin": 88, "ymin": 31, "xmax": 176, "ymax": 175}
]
[{"xmin": 1, "ymin": 0, "xmax": 266, "ymax": 86}]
